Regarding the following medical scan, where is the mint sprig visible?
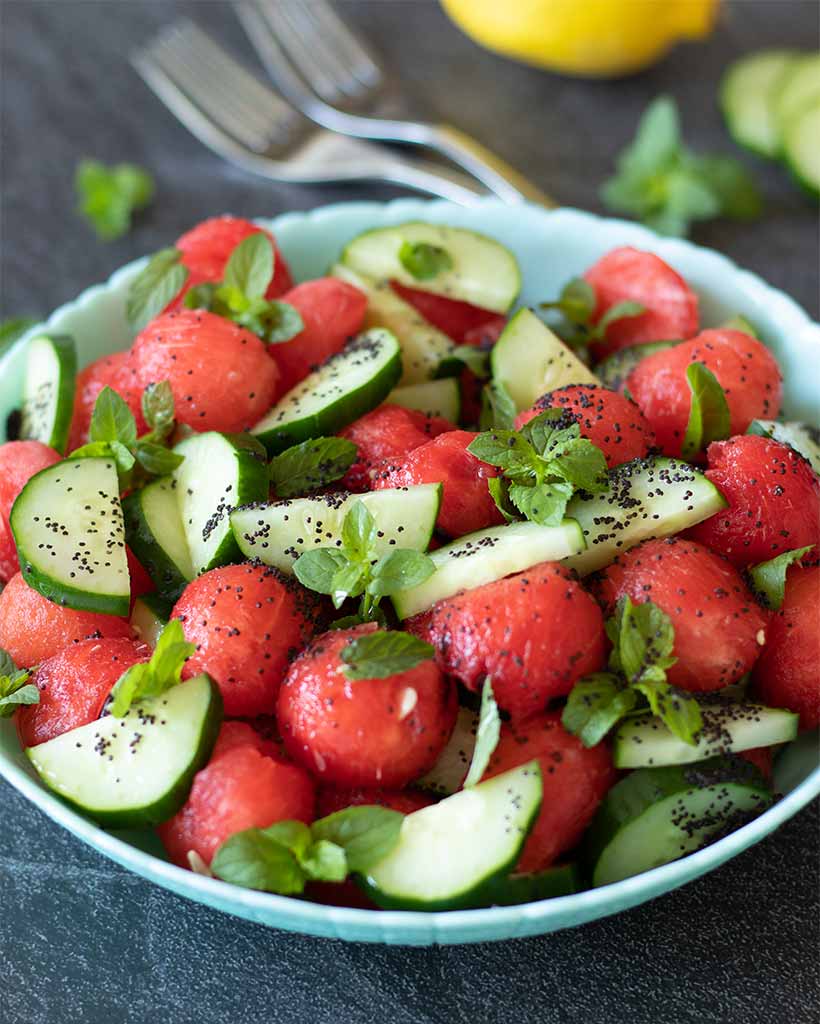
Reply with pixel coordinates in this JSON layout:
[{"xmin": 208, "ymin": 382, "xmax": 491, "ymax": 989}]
[
  {"xmin": 127, "ymin": 248, "xmax": 189, "ymax": 333},
  {"xmin": 75, "ymin": 159, "xmax": 155, "ymax": 242},
  {"xmin": 340, "ymin": 631, "xmax": 434, "ymax": 680},
  {"xmin": 269, "ymin": 437, "xmax": 357, "ymax": 498},
  {"xmin": 211, "ymin": 805, "xmax": 403, "ymax": 894},
  {"xmin": 747, "ymin": 545, "xmax": 814, "ymax": 610},
  {"xmin": 293, "ymin": 501, "xmax": 435, "ymax": 623},
  {"xmin": 468, "ymin": 409, "xmax": 608, "ymax": 527},
  {"xmin": 107, "ymin": 620, "xmax": 194, "ymax": 717},
  {"xmin": 463, "ymin": 677, "xmax": 501, "ymax": 788},
  {"xmin": 0, "ymin": 648, "xmax": 37, "ymax": 719},
  {"xmin": 398, "ymin": 240, "xmax": 453, "ymax": 280},
  {"xmin": 681, "ymin": 363, "xmax": 731, "ymax": 460},
  {"xmin": 601, "ymin": 95, "xmax": 762, "ymax": 238},
  {"xmin": 540, "ymin": 278, "xmax": 644, "ymax": 348},
  {"xmin": 562, "ymin": 596, "xmax": 702, "ymax": 747}
]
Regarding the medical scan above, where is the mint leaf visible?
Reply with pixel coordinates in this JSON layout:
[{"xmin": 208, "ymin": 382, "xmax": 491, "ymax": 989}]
[
  {"xmin": 451, "ymin": 345, "xmax": 490, "ymax": 378},
  {"xmin": 311, "ymin": 805, "xmax": 404, "ymax": 872},
  {"xmin": 463, "ymin": 677, "xmax": 501, "ymax": 788},
  {"xmin": 223, "ymin": 233, "xmax": 274, "ymax": 300},
  {"xmin": 300, "ymin": 839, "xmax": 348, "ymax": 882},
  {"xmin": 479, "ymin": 380, "xmax": 517, "ymax": 430},
  {"xmin": 0, "ymin": 650, "xmax": 16, "ymax": 678},
  {"xmin": 256, "ymin": 301, "xmax": 304, "ymax": 345},
  {"xmin": 562, "ymin": 673, "xmax": 637, "ymax": 747},
  {"xmin": 368, "ymin": 549, "xmax": 435, "ymax": 596},
  {"xmin": 342, "ymin": 500, "xmax": 377, "ymax": 562},
  {"xmin": 89, "ymin": 386, "xmax": 138, "ymax": 449},
  {"xmin": 693, "ymin": 155, "xmax": 763, "ymax": 221},
  {"xmin": 619, "ymin": 94, "xmax": 682, "ymax": 175},
  {"xmin": 293, "ymin": 548, "xmax": 350, "ymax": 595},
  {"xmin": 467, "ymin": 429, "xmax": 536, "ymax": 472},
  {"xmin": 681, "ymin": 362, "xmax": 731, "ymax": 460},
  {"xmin": 634, "ymin": 679, "xmax": 702, "ymax": 746},
  {"xmin": 269, "ymin": 437, "xmax": 357, "ymax": 498},
  {"xmin": 487, "ymin": 476, "xmax": 517, "ymax": 522},
  {"xmin": 0, "ymin": 651, "xmax": 36, "ymax": 718},
  {"xmin": 211, "ymin": 825, "xmax": 307, "ymax": 895},
  {"xmin": 541, "ymin": 277, "xmax": 596, "ymax": 326},
  {"xmin": 747, "ymin": 545, "xmax": 814, "ymax": 610},
  {"xmin": 398, "ymin": 241, "xmax": 453, "ymax": 280},
  {"xmin": 608, "ymin": 597, "xmax": 677, "ymax": 685},
  {"xmin": 109, "ymin": 439, "xmax": 137, "ymax": 475},
  {"xmin": 591, "ymin": 300, "xmax": 645, "ymax": 342},
  {"xmin": 126, "ymin": 247, "xmax": 188, "ymax": 332},
  {"xmin": 141, "ymin": 381, "xmax": 176, "ymax": 440},
  {"xmin": 183, "ymin": 283, "xmax": 218, "ymax": 311},
  {"xmin": 134, "ymin": 440, "xmax": 184, "ymax": 476},
  {"xmin": 75, "ymin": 160, "xmax": 154, "ymax": 241},
  {"xmin": 108, "ymin": 619, "xmax": 194, "ymax": 717},
  {"xmin": 330, "ymin": 560, "xmax": 367, "ymax": 608},
  {"xmin": 508, "ymin": 480, "xmax": 572, "ymax": 526},
  {"xmin": 340, "ymin": 630, "xmax": 434, "ymax": 680}
]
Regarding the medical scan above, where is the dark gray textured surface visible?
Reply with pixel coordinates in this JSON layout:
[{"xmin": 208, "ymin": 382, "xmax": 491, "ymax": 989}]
[{"xmin": 1, "ymin": 2, "xmax": 818, "ymax": 1022}]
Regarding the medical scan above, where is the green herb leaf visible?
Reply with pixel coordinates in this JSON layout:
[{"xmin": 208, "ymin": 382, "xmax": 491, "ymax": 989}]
[
  {"xmin": 300, "ymin": 839, "xmax": 348, "ymax": 883},
  {"xmin": 134, "ymin": 440, "xmax": 184, "ymax": 476},
  {"xmin": 256, "ymin": 301, "xmax": 304, "ymax": 345},
  {"xmin": 183, "ymin": 282, "xmax": 218, "ymax": 311},
  {"xmin": 368, "ymin": 549, "xmax": 435, "ymax": 597},
  {"xmin": 330, "ymin": 560, "xmax": 367, "ymax": 608},
  {"xmin": 109, "ymin": 439, "xmax": 137, "ymax": 475},
  {"xmin": 89, "ymin": 386, "xmax": 138, "ymax": 449},
  {"xmin": 340, "ymin": 630, "xmax": 434, "ymax": 680},
  {"xmin": 0, "ymin": 649, "xmax": 16, "ymax": 678},
  {"xmin": 75, "ymin": 159, "xmax": 155, "ymax": 241},
  {"xmin": 479, "ymin": 380, "xmax": 517, "ymax": 430},
  {"xmin": 141, "ymin": 381, "xmax": 176, "ymax": 440},
  {"xmin": 747, "ymin": 545, "xmax": 815, "ymax": 610},
  {"xmin": 634, "ymin": 679, "xmax": 703, "ymax": 746},
  {"xmin": 108, "ymin": 619, "xmax": 194, "ymax": 717},
  {"xmin": 126, "ymin": 247, "xmax": 189, "ymax": 332},
  {"xmin": 311, "ymin": 805, "xmax": 404, "ymax": 872},
  {"xmin": 463, "ymin": 677, "xmax": 501, "ymax": 787},
  {"xmin": 269, "ymin": 437, "xmax": 357, "ymax": 498},
  {"xmin": 562, "ymin": 672, "xmax": 637, "ymax": 747},
  {"xmin": 342, "ymin": 501, "xmax": 377, "ymax": 562},
  {"xmin": 451, "ymin": 345, "xmax": 490, "ymax": 378},
  {"xmin": 293, "ymin": 548, "xmax": 350, "ymax": 595},
  {"xmin": 398, "ymin": 240, "xmax": 453, "ymax": 280},
  {"xmin": 608, "ymin": 597, "xmax": 677, "ymax": 686},
  {"xmin": 223, "ymin": 233, "xmax": 274, "ymax": 301},
  {"xmin": 487, "ymin": 476, "xmax": 517, "ymax": 522},
  {"xmin": 541, "ymin": 277, "xmax": 596, "ymax": 326},
  {"xmin": 467, "ymin": 429, "xmax": 536, "ymax": 472},
  {"xmin": 508, "ymin": 480, "xmax": 572, "ymax": 526},
  {"xmin": 0, "ymin": 317, "xmax": 38, "ymax": 353},
  {"xmin": 592, "ymin": 300, "xmax": 645, "ymax": 341},
  {"xmin": 681, "ymin": 362, "xmax": 731, "ymax": 460},
  {"xmin": 0, "ymin": 651, "xmax": 36, "ymax": 718},
  {"xmin": 211, "ymin": 825, "xmax": 308, "ymax": 895}
]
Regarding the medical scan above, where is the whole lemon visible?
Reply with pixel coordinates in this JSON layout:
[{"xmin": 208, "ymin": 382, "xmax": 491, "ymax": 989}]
[{"xmin": 442, "ymin": 0, "xmax": 718, "ymax": 78}]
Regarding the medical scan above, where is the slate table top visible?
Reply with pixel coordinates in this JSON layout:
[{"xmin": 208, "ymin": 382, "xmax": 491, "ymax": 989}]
[{"xmin": 1, "ymin": 2, "xmax": 818, "ymax": 1022}]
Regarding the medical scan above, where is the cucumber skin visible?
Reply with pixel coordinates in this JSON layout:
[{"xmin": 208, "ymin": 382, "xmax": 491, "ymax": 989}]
[
  {"xmin": 27, "ymin": 675, "xmax": 224, "ymax": 831},
  {"xmin": 483, "ymin": 864, "xmax": 580, "ymax": 906},
  {"xmin": 123, "ymin": 487, "xmax": 190, "ymax": 602},
  {"xmin": 22, "ymin": 333, "xmax": 77, "ymax": 454},
  {"xmin": 595, "ymin": 339, "xmax": 678, "ymax": 392}
]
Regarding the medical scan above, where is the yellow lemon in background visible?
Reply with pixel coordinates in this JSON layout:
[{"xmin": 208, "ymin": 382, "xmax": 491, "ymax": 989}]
[{"xmin": 441, "ymin": 0, "xmax": 719, "ymax": 78}]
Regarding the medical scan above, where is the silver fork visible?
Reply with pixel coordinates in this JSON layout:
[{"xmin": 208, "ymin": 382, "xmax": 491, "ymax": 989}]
[
  {"xmin": 131, "ymin": 19, "xmax": 488, "ymax": 204},
  {"xmin": 236, "ymin": 0, "xmax": 554, "ymax": 206}
]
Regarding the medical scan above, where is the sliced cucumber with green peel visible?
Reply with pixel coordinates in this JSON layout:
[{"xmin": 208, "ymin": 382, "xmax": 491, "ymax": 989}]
[
  {"xmin": 783, "ymin": 100, "xmax": 820, "ymax": 199},
  {"xmin": 774, "ymin": 53, "xmax": 820, "ymax": 143},
  {"xmin": 393, "ymin": 518, "xmax": 585, "ymax": 619},
  {"xmin": 231, "ymin": 484, "xmax": 441, "ymax": 573},
  {"xmin": 719, "ymin": 49, "xmax": 799, "ymax": 157},
  {"xmin": 613, "ymin": 701, "xmax": 799, "ymax": 769},
  {"xmin": 563, "ymin": 456, "xmax": 728, "ymax": 576},
  {"xmin": 417, "ymin": 705, "xmax": 477, "ymax": 796},
  {"xmin": 359, "ymin": 761, "xmax": 542, "ymax": 911},
  {"xmin": 332, "ymin": 265, "xmax": 457, "ymax": 385},
  {"xmin": 252, "ymin": 329, "xmax": 402, "ymax": 453},
  {"xmin": 491, "ymin": 308, "xmax": 599, "ymax": 412},
  {"xmin": 387, "ymin": 378, "xmax": 461, "ymax": 422},
  {"xmin": 340, "ymin": 222, "xmax": 521, "ymax": 314},
  {"xmin": 747, "ymin": 419, "xmax": 820, "ymax": 474},
  {"xmin": 596, "ymin": 339, "xmax": 678, "ymax": 393},
  {"xmin": 19, "ymin": 333, "xmax": 77, "ymax": 454},
  {"xmin": 485, "ymin": 864, "xmax": 580, "ymax": 906},
  {"xmin": 583, "ymin": 756, "xmax": 773, "ymax": 887},
  {"xmin": 130, "ymin": 592, "xmax": 173, "ymax": 647},
  {"xmin": 123, "ymin": 476, "xmax": 194, "ymax": 599},
  {"xmin": 10, "ymin": 457, "xmax": 130, "ymax": 615},
  {"xmin": 172, "ymin": 432, "xmax": 269, "ymax": 576},
  {"xmin": 27, "ymin": 674, "xmax": 222, "ymax": 829}
]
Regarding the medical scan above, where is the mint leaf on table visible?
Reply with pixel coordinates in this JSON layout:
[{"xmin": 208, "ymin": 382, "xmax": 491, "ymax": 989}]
[
  {"xmin": 311, "ymin": 805, "xmax": 404, "ymax": 872},
  {"xmin": 681, "ymin": 363, "xmax": 731, "ymax": 460},
  {"xmin": 108, "ymin": 619, "xmax": 194, "ymax": 717},
  {"xmin": 340, "ymin": 630, "xmax": 435, "ymax": 680},
  {"xmin": 75, "ymin": 159, "xmax": 155, "ymax": 241},
  {"xmin": 463, "ymin": 677, "xmax": 501, "ymax": 788},
  {"xmin": 0, "ymin": 648, "xmax": 37, "ymax": 719},
  {"xmin": 747, "ymin": 545, "xmax": 815, "ymax": 610},
  {"xmin": 540, "ymin": 278, "xmax": 644, "ymax": 348},
  {"xmin": 398, "ymin": 240, "xmax": 453, "ymax": 280},
  {"xmin": 600, "ymin": 95, "xmax": 762, "ymax": 238},
  {"xmin": 269, "ymin": 437, "xmax": 357, "ymax": 498},
  {"xmin": 126, "ymin": 247, "xmax": 189, "ymax": 332}
]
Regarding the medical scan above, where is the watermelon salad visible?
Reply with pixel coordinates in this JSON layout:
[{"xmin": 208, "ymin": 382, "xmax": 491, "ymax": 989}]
[{"xmin": 1, "ymin": 214, "xmax": 818, "ymax": 912}]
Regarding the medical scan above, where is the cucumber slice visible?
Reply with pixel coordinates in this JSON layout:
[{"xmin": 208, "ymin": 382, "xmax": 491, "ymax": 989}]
[
  {"xmin": 747, "ymin": 419, "xmax": 820, "ymax": 474},
  {"xmin": 563, "ymin": 456, "xmax": 728, "ymax": 576},
  {"xmin": 485, "ymin": 864, "xmax": 580, "ymax": 906},
  {"xmin": 721, "ymin": 313, "xmax": 759, "ymax": 338},
  {"xmin": 583, "ymin": 756, "xmax": 773, "ymax": 887},
  {"xmin": 491, "ymin": 308, "xmax": 600, "ymax": 412},
  {"xmin": 596, "ymin": 340, "xmax": 678, "ymax": 393},
  {"xmin": 123, "ymin": 476, "xmax": 194, "ymax": 600},
  {"xmin": 340, "ymin": 222, "xmax": 521, "ymax": 314},
  {"xmin": 332, "ymin": 265, "xmax": 457, "ymax": 385},
  {"xmin": 774, "ymin": 53, "xmax": 820, "ymax": 142},
  {"xmin": 130, "ymin": 592, "xmax": 173, "ymax": 647},
  {"xmin": 719, "ymin": 49, "xmax": 799, "ymax": 157},
  {"xmin": 231, "ymin": 484, "xmax": 441, "ymax": 573},
  {"xmin": 417, "ymin": 705, "xmax": 478, "ymax": 796},
  {"xmin": 783, "ymin": 99, "xmax": 820, "ymax": 199},
  {"xmin": 387, "ymin": 378, "xmax": 461, "ymax": 422},
  {"xmin": 19, "ymin": 333, "xmax": 77, "ymax": 454},
  {"xmin": 359, "ymin": 761, "xmax": 542, "ymax": 910},
  {"xmin": 252, "ymin": 329, "xmax": 402, "ymax": 454},
  {"xmin": 10, "ymin": 456, "xmax": 130, "ymax": 615},
  {"xmin": 613, "ymin": 701, "xmax": 799, "ymax": 769},
  {"xmin": 27, "ymin": 673, "xmax": 222, "ymax": 829},
  {"xmin": 172, "ymin": 432, "xmax": 269, "ymax": 576},
  {"xmin": 393, "ymin": 518, "xmax": 585, "ymax": 619}
]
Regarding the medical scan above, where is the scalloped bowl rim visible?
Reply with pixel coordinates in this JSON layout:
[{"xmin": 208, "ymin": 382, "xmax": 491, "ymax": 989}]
[{"xmin": 1, "ymin": 198, "xmax": 818, "ymax": 945}]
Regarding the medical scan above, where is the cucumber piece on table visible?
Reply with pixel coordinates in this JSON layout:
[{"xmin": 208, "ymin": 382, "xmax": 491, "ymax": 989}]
[
  {"xmin": 27, "ymin": 673, "xmax": 222, "ymax": 829},
  {"xmin": 596, "ymin": 339, "xmax": 678, "ymax": 393},
  {"xmin": 582, "ymin": 756, "xmax": 773, "ymax": 887},
  {"xmin": 332, "ymin": 265, "xmax": 457, "ymax": 385},
  {"xmin": 719, "ymin": 49, "xmax": 799, "ymax": 157},
  {"xmin": 19, "ymin": 333, "xmax": 77, "ymax": 454},
  {"xmin": 10, "ymin": 456, "xmax": 130, "ymax": 615},
  {"xmin": 252, "ymin": 328, "xmax": 402, "ymax": 454},
  {"xmin": 172, "ymin": 431, "xmax": 269, "ymax": 576},
  {"xmin": 230, "ymin": 483, "xmax": 441, "ymax": 573},
  {"xmin": 340, "ymin": 222, "xmax": 521, "ymax": 314},
  {"xmin": 491, "ymin": 308, "xmax": 600, "ymax": 412},
  {"xmin": 359, "ymin": 761, "xmax": 542, "ymax": 910},
  {"xmin": 782, "ymin": 99, "xmax": 820, "ymax": 199},
  {"xmin": 123, "ymin": 476, "xmax": 194, "ymax": 600},
  {"xmin": 774, "ymin": 53, "xmax": 820, "ymax": 143},
  {"xmin": 613, "ymin": 701, "xmax": 799, "ymax": 769},
  {"xmin": 129, "ymin": 592, "xmax": 173, "ymax": 647},
  {"xmin": 747, "ymin": 418, "xmax": 820, "ymax": 474},
  {"xmin": 393, "ymin": 518, "xmax": 585, "ymax": 619},
  {"xmin": 563, "ymin": 455, "xmax": 727, "ymax": 576},
  {"xmin": 417, "ymin": 705, "xmax": 478, "ymax": 796},
  {"xmin": 387, "ymin": 378, "xmax": 461, "ymax": 422}
]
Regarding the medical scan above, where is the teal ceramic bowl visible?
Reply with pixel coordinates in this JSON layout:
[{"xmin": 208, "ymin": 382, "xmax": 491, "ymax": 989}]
[{"xmin": 1, "ymin": 198, "xmax": 818, "ymax": 945}]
